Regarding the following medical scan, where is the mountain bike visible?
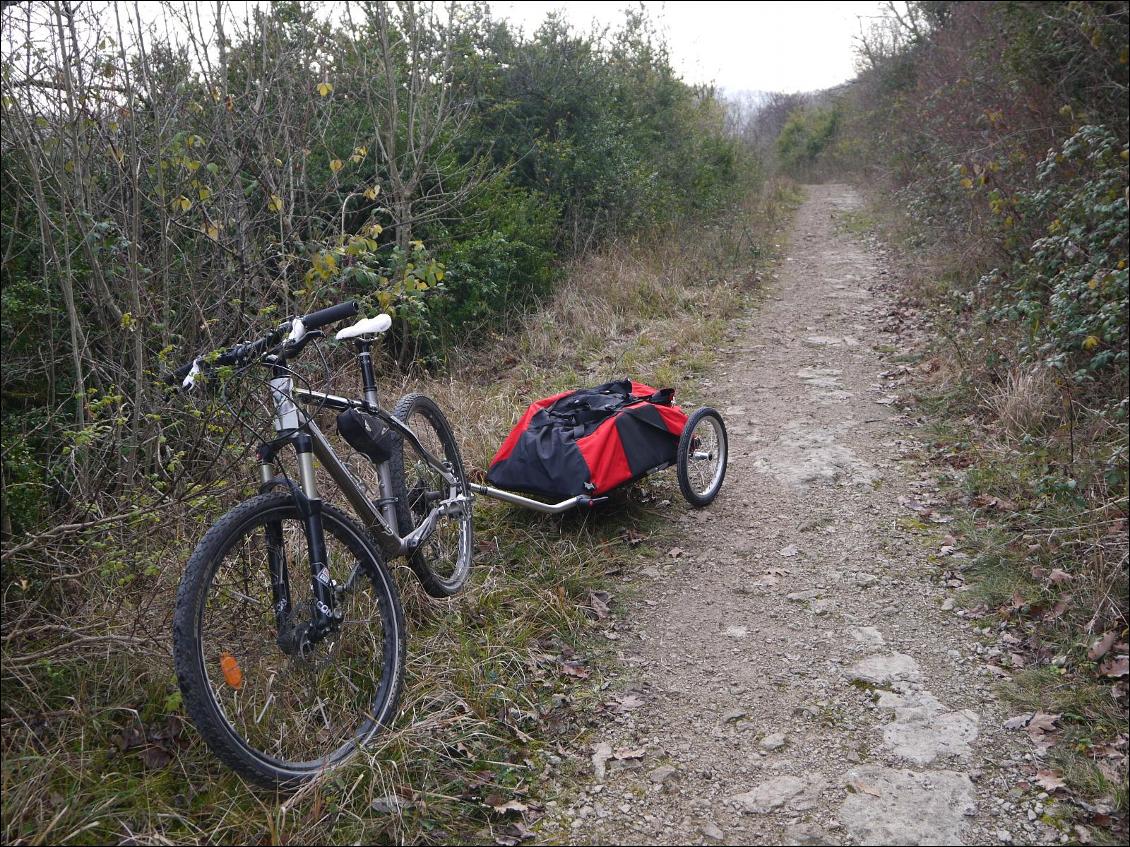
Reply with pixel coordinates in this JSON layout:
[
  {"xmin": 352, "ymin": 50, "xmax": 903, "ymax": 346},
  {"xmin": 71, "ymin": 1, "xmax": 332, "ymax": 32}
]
[{"xmin": 165, "ymin": 300, "xmax": 473, "ymax": 788}]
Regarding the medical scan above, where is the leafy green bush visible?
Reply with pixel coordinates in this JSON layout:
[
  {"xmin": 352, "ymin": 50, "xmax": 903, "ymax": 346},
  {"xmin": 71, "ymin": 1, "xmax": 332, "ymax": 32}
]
[
  {"xmin": 426, "ymin": 176, "xmax": 559, "ymax": 340},
  {"xmin": 777, "ymin": 106, "xmax": 841, "ymax": 174},
  {"xmin": 981, "ymin": 126, "xmax": 1129, "ymax": 388}
]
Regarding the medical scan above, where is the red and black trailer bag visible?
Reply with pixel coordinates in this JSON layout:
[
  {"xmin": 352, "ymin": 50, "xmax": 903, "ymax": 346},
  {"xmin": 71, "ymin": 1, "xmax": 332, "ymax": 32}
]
[{"xmin": 486, "ymin": 379, "xmax": 688, "ymax": 500}]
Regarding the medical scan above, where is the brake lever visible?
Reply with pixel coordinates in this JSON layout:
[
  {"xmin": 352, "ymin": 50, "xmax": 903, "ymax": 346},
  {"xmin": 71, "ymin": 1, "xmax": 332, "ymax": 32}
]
[{"xmin": 281, "ymin": 329, "xmax": 325, "ymax": 359}]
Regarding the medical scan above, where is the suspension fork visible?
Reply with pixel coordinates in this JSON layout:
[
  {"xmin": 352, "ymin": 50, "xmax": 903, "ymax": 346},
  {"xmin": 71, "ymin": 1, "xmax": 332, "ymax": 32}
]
[
  {"xmin": 293, "ymin": 432, "xmax": 340, "ymax": 640},
  {"xmin": 266, "ymin": 369, "xmax": 339, "ymax": 648},
  {"xmin": 257, "ymin": 443, "xmax": 291, "ymax": 631}
]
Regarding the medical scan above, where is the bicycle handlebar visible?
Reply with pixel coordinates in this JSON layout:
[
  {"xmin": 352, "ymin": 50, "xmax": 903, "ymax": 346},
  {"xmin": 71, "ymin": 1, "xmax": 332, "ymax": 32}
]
[
  {"xmin": 165, "ymin": 300, "xmax": 360, "ymax": 387},
  {"xmin": 301, "ymin": 300, "xmax": 358, "ymax": 331}
]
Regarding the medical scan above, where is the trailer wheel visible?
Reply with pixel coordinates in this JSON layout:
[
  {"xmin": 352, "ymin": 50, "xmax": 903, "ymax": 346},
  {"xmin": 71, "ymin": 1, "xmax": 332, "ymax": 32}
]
[{"xmin": 676, "ymin": 407, "xmax": 728, "ymax": 507}]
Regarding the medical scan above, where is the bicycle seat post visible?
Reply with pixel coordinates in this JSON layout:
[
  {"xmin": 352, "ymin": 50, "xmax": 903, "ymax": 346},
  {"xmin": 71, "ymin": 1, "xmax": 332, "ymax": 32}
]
[
  {"xmin": 354, "ymin": 336, "xmax": 400, "ymax": 532},
  {"xmin": 355, "ymin": 338, "xmax": 380, "ymax": 410}
]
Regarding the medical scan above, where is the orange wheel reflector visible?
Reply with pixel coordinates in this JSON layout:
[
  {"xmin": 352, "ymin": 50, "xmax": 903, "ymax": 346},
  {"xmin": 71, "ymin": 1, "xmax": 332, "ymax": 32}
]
[{"xmin": 219, "ymin": 652, "xmax": 243, "ymax": 689}]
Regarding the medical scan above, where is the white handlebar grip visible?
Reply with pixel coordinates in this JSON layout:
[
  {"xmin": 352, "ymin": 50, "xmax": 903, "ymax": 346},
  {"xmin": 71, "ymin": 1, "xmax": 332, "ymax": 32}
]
[{"xmin": 182, "ymin": 358, "xmax": 203, "ymax": 390}]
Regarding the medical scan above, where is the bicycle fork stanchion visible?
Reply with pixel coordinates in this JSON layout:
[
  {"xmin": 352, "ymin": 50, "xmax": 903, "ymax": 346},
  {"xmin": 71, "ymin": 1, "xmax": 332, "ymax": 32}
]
[
  {"xmin": 258, "ymin": 444, "xmax": 293, "ymax": 633},
  {"xmin": 295, "ymin": 433, "xmax": 339, "ymax": 641}
]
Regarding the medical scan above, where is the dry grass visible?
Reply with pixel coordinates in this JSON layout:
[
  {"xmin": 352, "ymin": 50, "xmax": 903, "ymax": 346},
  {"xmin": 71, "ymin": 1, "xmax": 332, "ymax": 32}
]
[
  {"xmin": 0, "ymin": 181, "xmax": 800, "ymax": 845},
  {"xmin": 979, "ymin": 366, "xmax": 1061, "ymax": 438}
]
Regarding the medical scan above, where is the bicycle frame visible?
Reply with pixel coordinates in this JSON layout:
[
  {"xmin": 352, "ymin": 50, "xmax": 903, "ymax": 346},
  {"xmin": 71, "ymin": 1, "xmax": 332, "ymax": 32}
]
[{"xmin": 256, "ymin": 339, "xmax": 470, "ymax": 648}]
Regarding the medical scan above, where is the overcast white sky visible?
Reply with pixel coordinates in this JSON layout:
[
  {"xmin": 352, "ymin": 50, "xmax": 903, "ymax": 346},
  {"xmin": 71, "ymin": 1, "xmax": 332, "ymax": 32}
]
[
  {"xmin": 492, "ymin": 1, "xmax": 885, "ymax": 93},
  {"xmin": 2, "ymin": 1, "xmax": 880, "ymax": 95}
]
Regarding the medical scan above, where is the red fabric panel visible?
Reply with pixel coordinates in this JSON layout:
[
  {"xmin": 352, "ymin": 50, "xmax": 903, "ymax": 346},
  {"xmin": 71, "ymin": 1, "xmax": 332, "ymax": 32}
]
[
  {"xmin": 490, "ymin": 389, "xmax": 573, "ymax": 465},
  {"xmin": 575, "ymin": 416, "xmax": 633, "ymax": 494},
  {"xmin": 627, "ymin": 381, "xmax": 687, "ymax": 435},
  {"xmin": 654, "ymin": 403, "xmax": 688, "ymax": 435}
]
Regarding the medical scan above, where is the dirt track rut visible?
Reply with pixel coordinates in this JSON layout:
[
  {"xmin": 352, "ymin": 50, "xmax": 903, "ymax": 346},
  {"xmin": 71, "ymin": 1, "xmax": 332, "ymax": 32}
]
[{"xmin": 549, "ymin": 185, "xmax": 1056, "ymax": 846}]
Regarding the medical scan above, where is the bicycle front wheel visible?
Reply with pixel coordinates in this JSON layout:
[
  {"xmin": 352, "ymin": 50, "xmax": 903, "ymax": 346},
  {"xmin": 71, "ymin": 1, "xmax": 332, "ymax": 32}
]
[
  {"xmin": 388, "ymin": 393, "xmax": 474, "ymax": 597},
  {"xmin": 172, "ymin": 492, "xmax": 405, "ymax": 788}
]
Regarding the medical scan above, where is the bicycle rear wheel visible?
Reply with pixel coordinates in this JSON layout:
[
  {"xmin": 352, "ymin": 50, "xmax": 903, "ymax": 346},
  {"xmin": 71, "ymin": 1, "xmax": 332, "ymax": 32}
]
[
  {"xmin": 388, "ymin": 393, "xmax": 474, "ymax": 597},
  {"xmin": 173, "ymin": 492, "xmax": 405, "ymax": 788}
]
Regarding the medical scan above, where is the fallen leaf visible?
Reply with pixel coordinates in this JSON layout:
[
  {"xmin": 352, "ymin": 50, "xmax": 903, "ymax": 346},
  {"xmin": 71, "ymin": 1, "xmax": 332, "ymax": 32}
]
[
  {"xmin": 1088, "ymin": 632, "xmax": 1118, "ymax": 661},
  {"xmin": 1098, "ymin": 656, "xmax": 1129, "ymax": 679},
  {"xmin": 113, "ymin": 724, "xmax": 146, "ymax": 751},
  {"xmin": 610, "ymin": 694, "xmax": 644, "ymax": 713},
  {"xmin": 847, "ymin": 779, "xmax": 882, "ymax": 797},
  {"xmin": 585, "ymin": 590, "xmax": 611, "ymax": 620},
  {"xmin": 1027, "ymin": 712, "xmax": 1061, "ymax": 752},
  {"xmin": 973, "ymin": 494, "xmax": 1017, "ymax": 511},
  {"xmin": 490, "ymin": 799, "xmax": 529, "ymax": 816},
  {"xmin": 1027, "ymin": 712, "xmax": 1060, "ymax": 733},
  {"xmin": 1034, "ymin": 770, "xmax": 1066, "ymax": 792},
  {"xmin": 495, "ymin": 821, "xmax": 534, "ymax": 845},
  {"xmin": 613, "ymin": 747, "xmax": 646, "ymax": 760},
  {"xmin": 1045, "ymin": 598, "xmax": 1070, "ymax": 620},
  {"xmin": 140, "ymin": 744, "xmax": 173, "ymax": 769},
  {"xmin": 560, "ymin": 660, "xmax": 590, "ymax": 680}
]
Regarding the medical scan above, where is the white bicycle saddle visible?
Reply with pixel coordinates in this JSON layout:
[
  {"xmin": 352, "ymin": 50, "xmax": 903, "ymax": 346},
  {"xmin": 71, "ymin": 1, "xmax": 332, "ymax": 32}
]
[{"xmin": 335, "ymin": 313, "xmax": 392, "ymax": 340}]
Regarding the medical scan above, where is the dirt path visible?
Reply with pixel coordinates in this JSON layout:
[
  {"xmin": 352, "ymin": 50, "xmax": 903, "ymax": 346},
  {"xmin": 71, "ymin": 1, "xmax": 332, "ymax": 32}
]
[{"xmin": 548, "ymin": 185, "xmax": 1057, "ymax": 846}]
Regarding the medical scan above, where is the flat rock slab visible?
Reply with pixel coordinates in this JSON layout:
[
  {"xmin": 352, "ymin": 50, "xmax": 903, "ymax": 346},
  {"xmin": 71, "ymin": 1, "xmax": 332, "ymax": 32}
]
[
  {"xmin": 848, "ymin": 626, "xmax": 887, "ymax": 647},
  {"xmin": 847, "ymin": 652, "xmax": 921, "ymax": 685},
  {"xmin": 878, "ymin": 690, "xmax": 980, "ymax": 764},
  {"xmin": 796, "ymin": 367, "xmax": 844, "ymax": 388},
  {"xmin": 803, "ymin": 335, "xmax": 860, "ymax": 347},
  {"xmin": 754, "ymin": 423, "xmax": 880, "ymax": 488},
  {"xmin": 840, "ymin": 765, "xmax": 976, "ymax": 845},
  {"xmin": 731, "ymin": 774, "xmax": 825, "ymax": 814}
]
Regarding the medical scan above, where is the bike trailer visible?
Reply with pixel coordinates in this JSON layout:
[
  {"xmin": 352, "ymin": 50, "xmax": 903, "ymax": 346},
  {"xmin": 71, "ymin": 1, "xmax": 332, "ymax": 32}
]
[{"xmin": 486, "ymin": 379, "xmax": 688, "ymax": 500}]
